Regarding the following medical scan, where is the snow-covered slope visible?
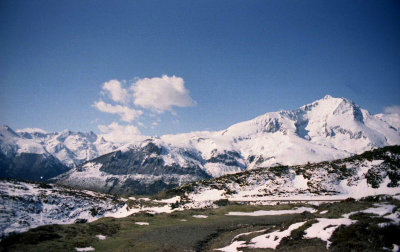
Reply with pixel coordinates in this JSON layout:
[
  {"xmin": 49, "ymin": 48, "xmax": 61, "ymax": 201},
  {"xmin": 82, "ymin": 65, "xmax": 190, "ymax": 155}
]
[
  {"xmin": 0, "ymin": 179, "xmax": 177, "ymax": 237},
  {"xmin": 156, "ymin": 95, "xmax": 400, "ymax": 171},
  {"xmin": 57, "ymin": 95, "xmax": 400, "ymax": 195},
  {"xmin": 375, "ymin": 113, "xmax": 400, "ymax": 132},
  {"xmin": 0, "ymin": 180, "xmax": 126, "ymax": 237}
]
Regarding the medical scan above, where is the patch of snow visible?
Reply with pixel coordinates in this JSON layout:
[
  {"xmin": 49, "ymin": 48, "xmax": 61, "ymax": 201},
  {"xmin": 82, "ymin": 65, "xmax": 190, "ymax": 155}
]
[
  {"xmin": 193, "ymin": 215, "xmax": 208, "ymax": 218},
  {"xmin": 361, "ymin": 204, "xmax": 399, "ymax": 226},
  {"xmin": 215, "ymin": 241, "xmax": 246, "ymax": 252},
  {"xmin": 341, "ymin": 173, "xmax": 399, "ymax": 200},
  {"xmin": 105, "ymin": 202, "xmax": 178, "ymax": 219},
  {"xmin": 96, "ymin": 234, "xmax": 106, "ymax": 240},
  {"xmin": 362, "ymin": 204, "xmax": 395, "ymax": 216},
  {"xmin": 154, "ymin": 196, "xmax": 181, "ymax": 204},
  {"xmin": 249, "ymin": 221, "xmax": 306, "ymax": 249},
  {"xmin": 232, "ymin": 229, "xmax": 267, "ymax": 241},
  {"xmin": 343, "ymin": 203, "xmax": 399, "ymax": 226},
  {"xmin": 189, "ymin": 189, "xmax": 225, "ymax": 201},
  {"xmin": 75, "ymin": 247, "xmax": 95, "ymax": 252},
  {"xmin": 226, "ymin": 207, "xmax": 316, "ymax": 216},
  {"xmin": 304, "ymin": 218, "xmax": 356, "ymax": 248},
  {"xmin": 134, "ymin": 222, "xmax": 149, "ymax": 225},
  {"xmin": 214, "ymin": 228, "xmax": 268, "ymax": 251},
  {"xmin": 292, "ymin": 175, "xmax": 309, "ymax": 189},
  {"xmin": 319, "ymin": 210, "xmax": 328, "ymax": 214}
]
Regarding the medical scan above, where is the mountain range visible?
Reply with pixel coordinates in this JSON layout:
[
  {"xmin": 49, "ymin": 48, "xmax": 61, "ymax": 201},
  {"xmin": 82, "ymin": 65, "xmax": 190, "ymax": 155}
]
[
  {"xmin": 1, "ymin": 95, "xmax": 400, "ymax": 194},
  {"xmin": 0, "ymin": 126, "xmax": 119, "ymax": 181}
]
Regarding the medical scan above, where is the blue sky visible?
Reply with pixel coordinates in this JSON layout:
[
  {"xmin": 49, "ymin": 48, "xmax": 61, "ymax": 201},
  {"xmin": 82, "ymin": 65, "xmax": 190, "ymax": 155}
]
[{"xmin": 1, "ymin": 0, "xmax": 399, "ymax": 137}]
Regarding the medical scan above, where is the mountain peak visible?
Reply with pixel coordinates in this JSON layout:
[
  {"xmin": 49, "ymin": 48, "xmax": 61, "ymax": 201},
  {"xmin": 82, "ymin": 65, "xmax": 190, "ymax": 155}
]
[
  {"xmin": 323, "ymin": 94, "xmax": 334, "ymax": 100},
  {"xmin": 2, "ymin": 125, "xmax": 12, "ymax": 131},
  {"xmin": 1, "ymin": 125, "xmax": 19, "ymax": 137},
  {"xmin": 60, "ymin": 129, "xmax": 72, "ymax": 134},
  {"xmin": 316, "ymin": 94, "xmax": 349, "ymax": 104}
]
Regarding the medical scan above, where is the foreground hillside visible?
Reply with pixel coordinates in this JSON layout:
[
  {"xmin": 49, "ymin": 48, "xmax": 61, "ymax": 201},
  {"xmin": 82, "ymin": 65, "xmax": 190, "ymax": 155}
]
[
  {"xmin": 56, "ymin": 96, "xmax": 400, "ymax": 195},
  {"xmin": 160, "ymin": 145, "xmax": 400, "ymax": 208},
  {"xmin": 0, "ymin": 180, "xmax": 127, "ymax": 237},
  {"xmin": 1, "ymin": 195, "xmax": 399, "ymax": 251}
]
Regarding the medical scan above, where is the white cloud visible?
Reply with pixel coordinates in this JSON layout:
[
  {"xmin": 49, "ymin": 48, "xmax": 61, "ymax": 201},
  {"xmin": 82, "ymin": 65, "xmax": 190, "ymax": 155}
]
[
  {"xmin": 93, "ymin": 75, "xmax": 195, "ymax": 128},
  {"xmin": 131, "ymin": 75, "xmax": 196, "ymax": 113},
  {"xmin": 384, "ymin": 105, "xmax": 400, "ymax": 115},
  {"xmin": 98, "ymin": 122, "xmax": 142, "ymax": 144},
  {"xmin": 102, "ymin": 80, "xmax": 129, "ymax": 104},
  {"xmin": 93, "ymin": 100, "xmax": 142, "ymax": 122}
]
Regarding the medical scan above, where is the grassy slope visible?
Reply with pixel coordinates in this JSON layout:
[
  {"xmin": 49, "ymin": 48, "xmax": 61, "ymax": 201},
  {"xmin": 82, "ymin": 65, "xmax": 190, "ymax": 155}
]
[{"xmin": 1, "ymin": 196, "xmax": 399, "ymax": 252}]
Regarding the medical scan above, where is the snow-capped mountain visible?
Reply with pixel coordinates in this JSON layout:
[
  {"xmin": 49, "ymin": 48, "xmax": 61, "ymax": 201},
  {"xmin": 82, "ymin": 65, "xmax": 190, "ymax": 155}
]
[
  {"xmin": 0, "ymin": 126, "xmax": 121, "ymax": 181},
  {"xmin": 3, "ymin": 127, "xmax": 119, "ymax": 167},
  {"xmin": 56, "ymin": 95, "xmax": 400, "ymax": 195},
  {"xmin": 9, "ymin": 126, "xmax": 119, "ymax": 167}
]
